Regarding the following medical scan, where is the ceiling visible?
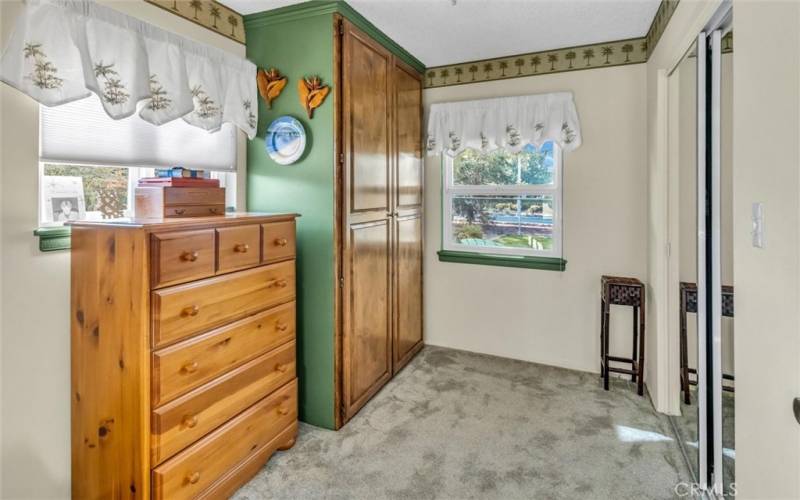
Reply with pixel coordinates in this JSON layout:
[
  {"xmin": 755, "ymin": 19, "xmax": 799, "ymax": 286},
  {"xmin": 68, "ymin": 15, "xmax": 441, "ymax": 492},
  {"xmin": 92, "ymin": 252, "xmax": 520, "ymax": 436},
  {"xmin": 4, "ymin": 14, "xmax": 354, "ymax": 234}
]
[{"xmin": 220, "ymin": 0, "xmax": 662, "ymax": 67}]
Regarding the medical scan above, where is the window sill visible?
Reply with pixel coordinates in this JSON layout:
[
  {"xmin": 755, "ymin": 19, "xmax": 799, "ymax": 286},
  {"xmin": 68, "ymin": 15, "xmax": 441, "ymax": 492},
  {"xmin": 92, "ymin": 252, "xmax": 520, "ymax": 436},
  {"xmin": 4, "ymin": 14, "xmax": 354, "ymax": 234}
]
[
  {"xmin": 34, "ymin": 226, "xmax": 71, "ymax": 252},
  {"xmin": 437, "ymin": 250, "xmax": 566, "ymax": 271}
]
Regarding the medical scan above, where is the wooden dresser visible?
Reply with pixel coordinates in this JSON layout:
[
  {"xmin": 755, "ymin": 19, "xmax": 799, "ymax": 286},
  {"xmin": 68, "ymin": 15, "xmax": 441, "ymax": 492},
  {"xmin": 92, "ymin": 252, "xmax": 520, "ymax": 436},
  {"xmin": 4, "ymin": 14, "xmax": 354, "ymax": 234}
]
[{"xmin": 68, "ymin": 213, "xmax": 299, "ymax": 499}]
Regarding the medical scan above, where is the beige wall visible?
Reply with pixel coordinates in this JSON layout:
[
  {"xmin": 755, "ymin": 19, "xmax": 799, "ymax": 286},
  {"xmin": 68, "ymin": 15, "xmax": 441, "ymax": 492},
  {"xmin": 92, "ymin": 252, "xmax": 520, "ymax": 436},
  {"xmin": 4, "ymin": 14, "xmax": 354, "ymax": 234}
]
[
  {"xmin": 423, "ymin": 64, "xmax": 648, "ymax": 375},
  {"xmin": 0, "ymin": 2, "xmax": 246, "ymax": 497},
  {"xmin": 732, "ymin": 2, "xmax": 800, "ymax": 497}
]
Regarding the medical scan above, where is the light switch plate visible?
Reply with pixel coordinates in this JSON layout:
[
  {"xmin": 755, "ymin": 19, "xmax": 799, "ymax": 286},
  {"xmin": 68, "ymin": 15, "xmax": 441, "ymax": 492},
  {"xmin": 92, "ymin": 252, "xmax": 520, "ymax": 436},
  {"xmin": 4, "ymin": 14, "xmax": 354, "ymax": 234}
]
[{"xmin": 752, "ymin": 202, "xmax": 764, "ymax": 248}]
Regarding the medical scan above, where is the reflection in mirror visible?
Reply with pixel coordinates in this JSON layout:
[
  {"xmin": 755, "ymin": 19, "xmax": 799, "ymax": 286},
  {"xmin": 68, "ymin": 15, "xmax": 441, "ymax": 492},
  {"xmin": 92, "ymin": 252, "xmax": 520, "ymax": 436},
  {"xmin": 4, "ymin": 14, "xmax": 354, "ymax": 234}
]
[
  {"xmin": 720, "ymin": 29, "xmax": 735, "ymax": 497},
  {"xmin": 669, "ymin": 39, "xmax": 700, "ymax": 480}
]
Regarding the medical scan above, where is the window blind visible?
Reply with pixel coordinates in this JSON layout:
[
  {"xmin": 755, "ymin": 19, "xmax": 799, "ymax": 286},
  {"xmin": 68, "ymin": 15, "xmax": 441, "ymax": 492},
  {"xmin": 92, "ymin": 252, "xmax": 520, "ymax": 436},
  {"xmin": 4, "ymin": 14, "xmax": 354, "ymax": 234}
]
[{"xmin": 40, "ymin": 94, "xmax": 237, "ymax": 171}]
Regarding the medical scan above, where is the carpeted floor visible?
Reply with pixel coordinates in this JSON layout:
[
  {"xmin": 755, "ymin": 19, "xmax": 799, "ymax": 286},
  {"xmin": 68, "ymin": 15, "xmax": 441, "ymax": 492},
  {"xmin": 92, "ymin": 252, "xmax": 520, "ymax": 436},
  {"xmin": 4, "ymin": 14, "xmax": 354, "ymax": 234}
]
[{"xmin": 233, "ymin": 346, "xmax": 690, "ymax": 500}]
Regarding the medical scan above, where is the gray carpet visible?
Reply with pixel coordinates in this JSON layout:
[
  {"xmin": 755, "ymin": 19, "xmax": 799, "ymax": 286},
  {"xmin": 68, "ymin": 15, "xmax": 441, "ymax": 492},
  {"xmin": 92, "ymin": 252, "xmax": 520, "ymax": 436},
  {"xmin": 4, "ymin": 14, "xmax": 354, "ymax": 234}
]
[{"xmin": 234, "ymin": 346, "xmax": 690, "ymax": 500}]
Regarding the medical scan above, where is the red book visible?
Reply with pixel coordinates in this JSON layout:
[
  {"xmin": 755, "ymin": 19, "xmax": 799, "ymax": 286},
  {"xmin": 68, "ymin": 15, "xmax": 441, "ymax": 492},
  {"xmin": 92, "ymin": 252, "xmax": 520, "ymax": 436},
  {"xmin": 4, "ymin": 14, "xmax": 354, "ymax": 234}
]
[{"xmin": 138, "ymin": 177, "xmax": 220, "ymax": 188}]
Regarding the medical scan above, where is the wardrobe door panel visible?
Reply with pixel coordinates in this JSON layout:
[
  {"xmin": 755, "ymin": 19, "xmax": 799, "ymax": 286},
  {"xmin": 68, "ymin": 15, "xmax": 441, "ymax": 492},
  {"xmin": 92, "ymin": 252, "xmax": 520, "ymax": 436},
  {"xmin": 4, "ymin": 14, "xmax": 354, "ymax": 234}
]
[
  {"xmin": 393, "ymin": 213, "xmax": 423, "ymax": 372},
  {"xmin": 344, "ymin": 221, "xmax": 392, "ymax": 417},
  {"xmin": 346, "ymin": 28, "xmax": 390, "ymax": 214},
  {"xmin": 393, "ymin": 62, "xmax": 423, "ymax": 211},
  {"xmin": 341, "ymin": 19, "xmax": 393, "ymax": 421}
]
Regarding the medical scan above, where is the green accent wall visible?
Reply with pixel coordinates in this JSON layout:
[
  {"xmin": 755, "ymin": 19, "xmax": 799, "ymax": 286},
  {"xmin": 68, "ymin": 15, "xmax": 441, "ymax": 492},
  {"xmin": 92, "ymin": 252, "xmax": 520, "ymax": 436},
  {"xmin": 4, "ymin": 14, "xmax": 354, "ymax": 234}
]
[
  {"xmin": 245, "ymin": 13, "xmax": 337, "ymax": 429},
  {"xmin": 244, "ymin": 1, "xmax": 425, "ymax": 74}
]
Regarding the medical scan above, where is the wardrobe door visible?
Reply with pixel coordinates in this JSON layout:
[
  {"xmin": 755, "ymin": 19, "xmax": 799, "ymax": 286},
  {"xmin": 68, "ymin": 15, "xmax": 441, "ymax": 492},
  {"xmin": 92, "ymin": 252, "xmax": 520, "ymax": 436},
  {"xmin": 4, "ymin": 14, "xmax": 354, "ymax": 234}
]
[
  {"xmin": 340, "ymin": 20, "xmax": 393, "ymax": 421},
  {"xmin": 392, "ymin": 59, "xmax": 424, "ymax": 373}
]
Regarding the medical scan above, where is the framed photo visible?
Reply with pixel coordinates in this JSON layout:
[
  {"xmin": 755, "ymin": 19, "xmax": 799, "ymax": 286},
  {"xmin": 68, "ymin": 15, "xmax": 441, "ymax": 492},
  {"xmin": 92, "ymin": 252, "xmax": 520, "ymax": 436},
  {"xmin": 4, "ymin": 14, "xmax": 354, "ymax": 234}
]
[{"xmin": 42, "ymin": 176, "xmax": 86, "ymax": 224}]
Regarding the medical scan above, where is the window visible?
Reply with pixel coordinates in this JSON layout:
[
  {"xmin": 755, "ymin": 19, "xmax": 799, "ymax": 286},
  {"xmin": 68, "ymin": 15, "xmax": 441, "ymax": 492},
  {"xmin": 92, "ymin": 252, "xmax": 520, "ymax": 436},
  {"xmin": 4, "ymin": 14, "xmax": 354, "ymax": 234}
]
[
  {"xmin": 38, "ymin": 164, "xmax": 236, "ymax": 226},
  {"xmin": 443, "ymin": 142, "xmax": 562, "ymax": 259},
  {"xmin": 37, "ymin": 93, "xmax": 238, "ymax": 227}
]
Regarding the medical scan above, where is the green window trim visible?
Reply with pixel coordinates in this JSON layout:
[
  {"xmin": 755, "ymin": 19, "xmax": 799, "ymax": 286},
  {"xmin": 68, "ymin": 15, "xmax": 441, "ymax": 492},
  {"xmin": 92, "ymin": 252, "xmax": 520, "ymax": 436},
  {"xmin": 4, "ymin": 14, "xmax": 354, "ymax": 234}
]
[
  {"xmin": 34, "ymin": 226, "xmax": 71, "ymax": 252},
  {"xmin": 437, "ymin": 250, "xmax": 567, "ymax": 271}
]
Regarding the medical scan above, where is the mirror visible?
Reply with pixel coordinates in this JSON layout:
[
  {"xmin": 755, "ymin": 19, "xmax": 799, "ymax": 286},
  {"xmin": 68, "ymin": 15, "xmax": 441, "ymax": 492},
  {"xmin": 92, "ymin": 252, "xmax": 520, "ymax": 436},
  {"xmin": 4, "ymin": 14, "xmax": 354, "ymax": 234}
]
[
  {"xmin": 720, "ymin": 29, "xmax": 735, "ymax": 496},
  {"xmin": 669, "ymin": 39, "xmax": 700, "ymax": 480}
]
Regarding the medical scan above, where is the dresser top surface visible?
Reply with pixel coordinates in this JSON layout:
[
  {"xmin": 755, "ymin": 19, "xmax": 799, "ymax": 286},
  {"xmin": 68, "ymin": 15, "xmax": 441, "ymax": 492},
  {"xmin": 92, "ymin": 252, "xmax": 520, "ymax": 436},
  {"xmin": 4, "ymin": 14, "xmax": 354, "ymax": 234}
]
[{"xmin": 67, "ymin": 212, "xmax": 299, "ymax": 231}]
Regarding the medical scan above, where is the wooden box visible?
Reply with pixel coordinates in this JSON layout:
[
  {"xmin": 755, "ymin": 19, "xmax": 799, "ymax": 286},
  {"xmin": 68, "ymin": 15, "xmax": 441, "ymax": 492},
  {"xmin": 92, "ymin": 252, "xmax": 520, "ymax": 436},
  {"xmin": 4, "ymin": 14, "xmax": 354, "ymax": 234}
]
[{"xmin": 135, "ymin": 186, "xmax": 226, "ymax": 218}]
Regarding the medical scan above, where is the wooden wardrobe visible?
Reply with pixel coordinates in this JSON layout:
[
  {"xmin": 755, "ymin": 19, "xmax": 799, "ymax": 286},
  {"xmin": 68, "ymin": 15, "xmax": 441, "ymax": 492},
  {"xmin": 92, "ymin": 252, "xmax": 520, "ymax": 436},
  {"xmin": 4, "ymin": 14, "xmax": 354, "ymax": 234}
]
[{"xmin": 336, "ymin": 17, "xmax": 424, "ymax": 424}]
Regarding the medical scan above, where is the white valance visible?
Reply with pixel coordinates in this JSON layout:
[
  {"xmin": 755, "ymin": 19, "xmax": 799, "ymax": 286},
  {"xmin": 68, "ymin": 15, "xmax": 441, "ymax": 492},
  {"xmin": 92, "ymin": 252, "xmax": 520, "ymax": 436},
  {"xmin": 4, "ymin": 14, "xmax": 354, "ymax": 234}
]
[
  {"xmin": 426, "ymin": 92, "xmax": 582, "ymax": 156},
  {"xmin": 0, "ymin": 0, "xmax": 257, "ymax": 139}
]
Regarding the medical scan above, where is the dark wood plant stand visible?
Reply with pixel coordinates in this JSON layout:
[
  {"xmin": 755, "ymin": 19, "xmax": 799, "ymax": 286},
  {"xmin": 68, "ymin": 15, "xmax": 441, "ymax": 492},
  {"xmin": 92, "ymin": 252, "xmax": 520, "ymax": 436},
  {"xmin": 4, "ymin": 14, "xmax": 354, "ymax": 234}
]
[
  {"xmin": 600, "ymin": 276, "xmax": 646, "ymax": 396},
  {"xmin": 679, "ymin": 282, "xmax": 735, "ymax": 404}
]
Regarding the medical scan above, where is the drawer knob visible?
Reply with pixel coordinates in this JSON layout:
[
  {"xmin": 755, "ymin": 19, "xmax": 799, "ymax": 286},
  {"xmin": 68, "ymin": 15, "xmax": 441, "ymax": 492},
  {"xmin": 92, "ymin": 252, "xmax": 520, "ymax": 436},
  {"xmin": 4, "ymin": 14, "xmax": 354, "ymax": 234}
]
[
  {"xmin": 274, "ymin": 238, "xmax": 288, "ymax": 247},
  {"xmin": 276, "ymin": 363, "xmax": 289, "ymax": 373},
  {"xmin": 174, "ymin": 208, "xmax": 186, "ymax": 215},
  {"xmin": 182, "ymin": 415, "xmax": 198, "ymax": 428},
  {"xmin": 276, "ymin": 322, "xmax": 288, "ymax": 332},
  {"xmin": 186, "ymin": 471, "xmax": 201, "ymax": 485},
  {"xmin": 267, "ymin": 279, "xmax": 288, "ymax": 289},
  {"xmin": 181, "ymin": 361, "xmax": 199, "ymax": 374},
  {"xmin": 277, "ymin": 405, "xmax": 290, "ymax": 415},
  {"xmin": 181, "ymin": 305, "xmax": 200, "ymax": 317},
  {"xmin": 180, "ymin": 251, "xmax": 199, "ymax": 262},
  {"xmin": 234, "ymin": 243, "xmax": 250, "ymax": 253},
  {"xmin": 209, "ymin": 207, "xmax": 222, "ymax": 215}
]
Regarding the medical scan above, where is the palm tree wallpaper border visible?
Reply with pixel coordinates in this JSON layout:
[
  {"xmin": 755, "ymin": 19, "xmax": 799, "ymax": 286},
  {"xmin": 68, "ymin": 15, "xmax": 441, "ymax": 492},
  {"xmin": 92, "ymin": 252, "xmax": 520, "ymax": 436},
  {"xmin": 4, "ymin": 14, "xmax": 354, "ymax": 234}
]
[
  {"xmin": 144, "ymin": 0, "xmax": 245, "ymax": 44},
  {"xmin": 425, "ymin": 0, "xmax": 681, "ymax": 89},
  {"xmin": 425, "ymin": 37, "xmax": 647, "ymax": 89}
]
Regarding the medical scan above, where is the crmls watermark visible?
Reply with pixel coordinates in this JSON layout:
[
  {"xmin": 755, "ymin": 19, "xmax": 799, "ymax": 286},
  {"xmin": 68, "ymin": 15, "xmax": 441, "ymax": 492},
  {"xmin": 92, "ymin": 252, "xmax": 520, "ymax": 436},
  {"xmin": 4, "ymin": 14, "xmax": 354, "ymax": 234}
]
[{"xmin": 674, "ymin": 482, "xmax": 738, "ymax": 497}]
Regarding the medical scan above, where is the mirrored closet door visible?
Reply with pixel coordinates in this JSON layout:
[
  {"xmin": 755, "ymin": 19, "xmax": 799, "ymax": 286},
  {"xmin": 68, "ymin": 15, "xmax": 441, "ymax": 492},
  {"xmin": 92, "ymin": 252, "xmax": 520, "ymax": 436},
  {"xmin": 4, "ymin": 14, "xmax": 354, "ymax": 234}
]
[{"xmin": 669, "ymin": 3, "xmax": 733, "ymax": 496}]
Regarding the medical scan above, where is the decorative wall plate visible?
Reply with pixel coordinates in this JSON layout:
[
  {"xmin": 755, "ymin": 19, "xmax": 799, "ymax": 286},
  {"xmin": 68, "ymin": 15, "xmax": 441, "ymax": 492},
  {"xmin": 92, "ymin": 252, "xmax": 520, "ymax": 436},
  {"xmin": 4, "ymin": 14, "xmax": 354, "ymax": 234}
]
[{"xmin": 265, "ymin": 116, "xmax": 306, "ymax": 165}]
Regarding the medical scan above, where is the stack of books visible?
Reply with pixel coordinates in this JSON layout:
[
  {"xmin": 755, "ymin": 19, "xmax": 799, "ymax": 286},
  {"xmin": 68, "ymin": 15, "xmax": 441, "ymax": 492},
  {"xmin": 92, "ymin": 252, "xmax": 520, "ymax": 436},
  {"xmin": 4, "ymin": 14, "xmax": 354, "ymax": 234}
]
[{"xmin": 138, "ymin": 167, "xmax": 220, "ymax": 188}]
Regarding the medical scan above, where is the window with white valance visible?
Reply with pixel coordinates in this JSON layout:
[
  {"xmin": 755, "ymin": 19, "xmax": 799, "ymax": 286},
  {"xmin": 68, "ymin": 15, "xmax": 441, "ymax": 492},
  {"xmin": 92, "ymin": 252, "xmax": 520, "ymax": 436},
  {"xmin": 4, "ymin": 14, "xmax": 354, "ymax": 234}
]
[
  {"xmin": 430, "ymin": 92, "xmax": 582, "ymax": 268},
  {"xmin": 426, "ymin": 92, "xmax": 582, "ymax": 157},
  {"xmin": 0, "ymin": 0, "xmax": 257, "ymax": 139}
]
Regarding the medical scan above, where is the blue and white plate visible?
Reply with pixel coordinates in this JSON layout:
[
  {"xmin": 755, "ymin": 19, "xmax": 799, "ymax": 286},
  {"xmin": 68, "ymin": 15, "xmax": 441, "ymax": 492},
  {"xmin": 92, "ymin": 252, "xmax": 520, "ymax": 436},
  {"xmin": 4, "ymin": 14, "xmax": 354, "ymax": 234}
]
[{"xmin": 265, "ymin": 116, "xmax": 306, "ymax": 165}]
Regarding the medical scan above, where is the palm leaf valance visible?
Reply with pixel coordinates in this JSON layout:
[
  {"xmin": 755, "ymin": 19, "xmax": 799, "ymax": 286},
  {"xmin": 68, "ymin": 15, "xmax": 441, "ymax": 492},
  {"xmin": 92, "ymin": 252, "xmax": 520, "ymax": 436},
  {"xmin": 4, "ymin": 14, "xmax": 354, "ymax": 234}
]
[
  {"xmin": 0, "ymin": 0, "xmax": 257, "ymax": 138},
  {"xmin": 426, "ymin": 92, "xmax": 582, "ymax": 156}
]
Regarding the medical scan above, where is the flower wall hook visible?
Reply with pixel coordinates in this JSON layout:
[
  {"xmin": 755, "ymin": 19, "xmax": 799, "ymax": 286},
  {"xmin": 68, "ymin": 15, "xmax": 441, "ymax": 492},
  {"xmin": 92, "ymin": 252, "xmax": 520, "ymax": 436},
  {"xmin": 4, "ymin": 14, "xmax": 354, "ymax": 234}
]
[
  {"xmin": 297, "ymin": 76, "xmax": 330, "ymax": 119},
  {"xmin": 256, "ymin": 67, "xmax": 287, "ymax": 109}
]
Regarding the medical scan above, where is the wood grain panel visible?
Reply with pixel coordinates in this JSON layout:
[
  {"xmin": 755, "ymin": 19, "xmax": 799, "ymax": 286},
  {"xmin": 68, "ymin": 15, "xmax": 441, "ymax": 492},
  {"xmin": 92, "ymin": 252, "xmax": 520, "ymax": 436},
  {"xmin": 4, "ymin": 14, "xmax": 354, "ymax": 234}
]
[
  {"xmin": 151, "ymin": 343, "xmax": 296, "ymax": 465},
  {"xmin": 70, "ymin": 226, "xmax": 150, "ymax": 499},
  {"xmin": 393, "ymin": 60, "xmax": 423, "ymax": 210},
  {"xmin": 196, "ymin": 422, "xmax": 297, "ymax": 499},
  {"xmin": 393, "ymin": 214, "xmax": 424, "ymax": 373},
  {"xmin": 151, "ymin": 302, "xmax": 295, "ymax": 406},
  {"xmin": 163, "ymin": 187, "xmax": 226, "ymax": 206},
  {"xmin": 151, "ymin": 229, "xmax": 216, "ymax": 289},
  {"xmin": 261, "ymin": 221, "xmax": 296, "ymax": 263},
  {"xmin": 216, "ymin": 224, "xmax": 261, "ymax": 274},
  {"xmin": 151, "ymin": 380, "xmax": 297, "ymax": 500},
  {"xmin": 152, "ymin": 261, "xmax": 295, "ymax": 348},
  {"xmin": 342, "ymin": 220, "xmax": 392, "ymax": 420},
  {"xmin": 343, "ymin": 20, "xmax": 391, "ymax": 214}
]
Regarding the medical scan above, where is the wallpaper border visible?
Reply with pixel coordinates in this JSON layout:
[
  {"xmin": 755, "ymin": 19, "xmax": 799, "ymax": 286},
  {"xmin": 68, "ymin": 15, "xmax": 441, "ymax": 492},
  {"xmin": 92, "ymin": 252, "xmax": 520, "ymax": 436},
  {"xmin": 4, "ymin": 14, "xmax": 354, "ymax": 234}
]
[
  {"xmin": 425, "ymin": 0, "xmax": 680, "ymax": 89},
  {"xmin": 144, "ymin": 0, "xmax": 246, "ymax": 45}
]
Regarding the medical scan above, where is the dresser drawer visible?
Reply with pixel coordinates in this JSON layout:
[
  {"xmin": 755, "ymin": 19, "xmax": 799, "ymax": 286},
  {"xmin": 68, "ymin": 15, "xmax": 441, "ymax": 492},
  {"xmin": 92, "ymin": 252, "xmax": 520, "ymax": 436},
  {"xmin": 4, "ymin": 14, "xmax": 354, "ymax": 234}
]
[
  {"xmin": 217, "ymin": 225, "xmax": 261, "ymax": 274},
  {"xmin": 197, "ymin": 422, "xmax": 297, "ymax": 500},
  {"xmin": 152, "ymin": 230, "xmax": 216, "ymax": 288},
  {"xmin": 262, "ymin": 221, "xmax": 296, "ymax": 263},
  {"xmin": 152, "ymin": 380, "xmax": 297, "ymax": 500},
  {"xmin": 164, "ymin": 187, "xmax": 226, "ymax": 206},
  {"xmin": 152, "ymin": 302, "xmax": 296, "ymax": 406},
  {"xmin": 164, "ymin": 205, "xmax": 225, "ymax": 218},
  {"xmin": 151, "ymin": 342, "xmax": 296, "ymax": 465},
  {"xmin": 152, "ymin": 261, "xmax": 295, "ymax": 348}
]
